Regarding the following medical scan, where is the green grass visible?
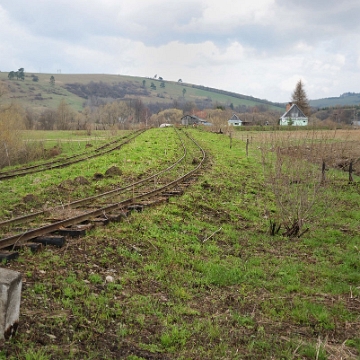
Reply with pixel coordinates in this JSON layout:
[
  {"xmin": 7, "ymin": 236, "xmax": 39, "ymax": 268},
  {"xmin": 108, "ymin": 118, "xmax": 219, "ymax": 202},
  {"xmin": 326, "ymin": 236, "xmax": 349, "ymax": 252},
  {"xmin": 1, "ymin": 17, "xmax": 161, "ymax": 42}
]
[
  {"xmin": 1, "ymin": 128, "xmax": 360, "ymax": 359},
  {"xmin": 0, "ymin": 129, "xmax": 182, "ymax": 220}
]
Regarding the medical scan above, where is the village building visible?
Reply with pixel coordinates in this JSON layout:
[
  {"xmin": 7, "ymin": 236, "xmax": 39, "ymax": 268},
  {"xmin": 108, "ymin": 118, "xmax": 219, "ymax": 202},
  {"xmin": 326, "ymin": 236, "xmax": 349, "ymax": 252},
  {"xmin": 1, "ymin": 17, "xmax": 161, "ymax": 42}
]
[
  {"xmin": 228, "ymin": 114, "xmax": 242, "ymax": 126},
  {"xmin": 279, "ymin": 103, "xmax": 308, "ymax": 126},
  {"xmin": 181, "ymin": 115, "xmax": 212, "ymax": 126},
  {"xmin": 227, "ymin": 114, "xmax": 253, "ymax": 126}
]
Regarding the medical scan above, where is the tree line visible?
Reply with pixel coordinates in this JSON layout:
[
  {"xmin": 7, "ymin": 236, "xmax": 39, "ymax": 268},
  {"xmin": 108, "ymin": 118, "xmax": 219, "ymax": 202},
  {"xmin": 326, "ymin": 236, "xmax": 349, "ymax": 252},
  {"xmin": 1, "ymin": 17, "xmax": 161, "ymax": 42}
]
[{"xmin": 8, "ymin": 68, "xmax": 25, "ymax": 80}]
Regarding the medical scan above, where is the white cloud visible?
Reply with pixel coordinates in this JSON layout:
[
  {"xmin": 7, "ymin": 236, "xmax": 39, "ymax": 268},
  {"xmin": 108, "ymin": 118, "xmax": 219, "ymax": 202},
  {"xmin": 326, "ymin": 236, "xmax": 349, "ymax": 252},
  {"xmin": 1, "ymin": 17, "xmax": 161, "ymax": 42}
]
[
  {"xmin": 293, "ymin": 42, "xmax": 313, "ymax": 53},
  {"xmin": 197, "ymin": 0, "xmax": 274, "ymax": 25},
  {"xmin": 1, "ymin": 1, "xmax": 360, "ymax": 102}
]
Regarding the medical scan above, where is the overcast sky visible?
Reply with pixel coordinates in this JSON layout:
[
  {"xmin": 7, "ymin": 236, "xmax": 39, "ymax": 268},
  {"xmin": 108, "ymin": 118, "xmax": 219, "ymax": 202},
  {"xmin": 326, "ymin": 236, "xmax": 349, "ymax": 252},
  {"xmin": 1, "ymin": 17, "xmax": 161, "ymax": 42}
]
[{"xmin": 1, "ymin": 0, "xmax": 360, "ymax": 102}]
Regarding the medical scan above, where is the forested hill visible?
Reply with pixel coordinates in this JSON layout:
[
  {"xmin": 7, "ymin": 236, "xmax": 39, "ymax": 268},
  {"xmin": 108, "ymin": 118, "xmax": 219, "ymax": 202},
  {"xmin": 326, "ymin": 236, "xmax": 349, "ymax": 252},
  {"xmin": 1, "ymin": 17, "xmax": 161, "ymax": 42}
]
[{"xmin": 310, "ymin": 92, "xmax": 360, "ymax": 108}]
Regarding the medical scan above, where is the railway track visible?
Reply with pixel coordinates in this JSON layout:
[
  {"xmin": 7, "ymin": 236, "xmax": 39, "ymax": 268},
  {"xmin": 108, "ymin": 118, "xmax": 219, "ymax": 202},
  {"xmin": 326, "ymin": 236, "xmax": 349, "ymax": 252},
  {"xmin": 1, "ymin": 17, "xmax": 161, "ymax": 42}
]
[
  {"xmin": 0, "ymin": 128, "xmax": 206, "ymax": 253},
  {"xmin": 0, "ymin": 130, "xmax": 145, "ymax": 180}
]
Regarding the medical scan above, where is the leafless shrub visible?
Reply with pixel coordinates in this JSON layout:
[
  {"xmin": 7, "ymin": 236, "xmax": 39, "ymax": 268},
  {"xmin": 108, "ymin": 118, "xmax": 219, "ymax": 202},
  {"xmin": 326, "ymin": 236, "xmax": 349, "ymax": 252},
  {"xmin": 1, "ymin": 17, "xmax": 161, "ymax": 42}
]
[
  {"xmin": 259, "ymin": 130, "xmax": 345, "ymax": 237},
  {"xmin": 0, "ymin": 103, "xmax": 26, "ymax": 168},
  {"xmin": 17, "ymin": 141, "xmax": 45, "ymax": 164}
]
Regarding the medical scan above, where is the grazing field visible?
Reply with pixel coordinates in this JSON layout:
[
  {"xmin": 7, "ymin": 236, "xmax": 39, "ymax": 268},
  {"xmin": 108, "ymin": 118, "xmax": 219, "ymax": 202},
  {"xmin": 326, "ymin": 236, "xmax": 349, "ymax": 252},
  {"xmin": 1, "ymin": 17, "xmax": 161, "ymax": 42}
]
[
  {"xmin": 0, "ymin": 72, "xmax": 283, "ymax": 112},
  {"xmin": 1, "ymin": 128, "xmax": 360, "ymax": 359},
  {"xmin": 235, "ymin": 129, "xmax": 360, "ymax": 175}
]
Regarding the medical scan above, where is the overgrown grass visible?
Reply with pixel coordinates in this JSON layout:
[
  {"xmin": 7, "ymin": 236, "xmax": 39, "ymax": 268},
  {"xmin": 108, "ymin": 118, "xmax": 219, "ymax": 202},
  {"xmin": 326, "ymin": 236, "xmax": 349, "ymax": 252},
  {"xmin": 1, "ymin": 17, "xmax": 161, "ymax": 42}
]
[
  {"xmin": 1, "ymin": 128, "xmax": 359, "ymax": 359},
  {"xmin": 0, "ymin": 129, "xmax": 181, "ymax": 220}
]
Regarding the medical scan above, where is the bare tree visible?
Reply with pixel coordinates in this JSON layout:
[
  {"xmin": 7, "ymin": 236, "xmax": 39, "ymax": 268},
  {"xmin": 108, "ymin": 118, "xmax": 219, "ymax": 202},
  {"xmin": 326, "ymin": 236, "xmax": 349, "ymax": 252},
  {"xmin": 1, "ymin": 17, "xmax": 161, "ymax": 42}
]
[
  {"xmin": 38, "ymin": 109, "xmax": 57, "ymax": 130},
  {"xmin": 56, "ymin": 99, "xmax": 74, "ymax": 130},
  {"xmin": 0, "ymin": 103, "xmax": 26, "ymax": 167},
  {"xmin": 150, "ymin": 108, "xmax": 183, "ymax": 127},
  {"xmin": 98, "ymin": 101, "xmax": 132, "ymax": 128}
]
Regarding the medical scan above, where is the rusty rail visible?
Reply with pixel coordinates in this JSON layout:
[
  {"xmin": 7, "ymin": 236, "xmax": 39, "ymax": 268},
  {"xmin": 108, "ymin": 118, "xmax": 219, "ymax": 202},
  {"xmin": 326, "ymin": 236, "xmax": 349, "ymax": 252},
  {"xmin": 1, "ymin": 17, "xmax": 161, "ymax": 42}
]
[
  {"xmin": 0, "ymin": 130, "xmax": 145, "ymax": 180},
  {"xmin": 0, "ymin": 128, "xmax": 187, "ymax": 229},
  {"xmin": 0, "ymin": 129, "xmax": 205, "ymax": 250}
]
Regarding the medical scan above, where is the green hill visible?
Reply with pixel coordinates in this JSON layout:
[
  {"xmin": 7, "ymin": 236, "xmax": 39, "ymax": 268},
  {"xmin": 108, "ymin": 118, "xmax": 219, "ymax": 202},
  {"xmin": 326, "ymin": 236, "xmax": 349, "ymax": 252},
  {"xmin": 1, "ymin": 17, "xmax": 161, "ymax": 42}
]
[
  {"xmin": 310, "ymin": 92, "xmax": 360, "ymax": 108},
  {"xmin": 0, "ymin": 72, "xmax": 284, "ymax": 113},
  {"xmin": 3, "ymin": 71, "xmax": 357, "ymax": 114}
]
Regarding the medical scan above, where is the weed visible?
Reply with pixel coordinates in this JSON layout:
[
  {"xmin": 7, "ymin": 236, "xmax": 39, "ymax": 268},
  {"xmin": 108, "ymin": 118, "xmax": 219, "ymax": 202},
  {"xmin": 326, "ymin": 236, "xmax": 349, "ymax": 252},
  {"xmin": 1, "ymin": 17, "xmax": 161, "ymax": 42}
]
[
  {"xmin": 160, "ymin": 325, "xmax": 190, "ymax": 351},
  {"xmin": 88, "ymin": 273, "xmax": 102, "ymax": 284},
  {"xmin": 346, "ymin": 338, "xmax": 360, "ymax": 353},
  {"xmin": 24, "ymin": 348, "xmax": 51, "ymax": 360},
  {"xmin": 299, "ymin": 342, "xmax": 327, "ymax": 360},
  {"xmin": 33, "ymin": 282, "xmax": 46, "ymax": 294}
]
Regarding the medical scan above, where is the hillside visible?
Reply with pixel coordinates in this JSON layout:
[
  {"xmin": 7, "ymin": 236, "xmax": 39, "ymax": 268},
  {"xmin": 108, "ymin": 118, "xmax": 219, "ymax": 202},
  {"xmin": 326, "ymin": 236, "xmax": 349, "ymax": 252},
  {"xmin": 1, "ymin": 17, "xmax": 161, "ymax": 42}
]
[
  {"xmin": 310, "ymin": 92, "xmax": 360, "ymax": 108},
  {"xmin": 0, "ymin": 72, "xmax": 284, "ymax": 113}
]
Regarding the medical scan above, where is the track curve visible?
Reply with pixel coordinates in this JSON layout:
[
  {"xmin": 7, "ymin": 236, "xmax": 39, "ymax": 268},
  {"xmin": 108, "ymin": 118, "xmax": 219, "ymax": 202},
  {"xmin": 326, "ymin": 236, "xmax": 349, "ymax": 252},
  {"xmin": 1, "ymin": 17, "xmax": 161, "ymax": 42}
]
[{"xmin": 0, "ymin": 128, "xmax": 206, "ymax": 250}]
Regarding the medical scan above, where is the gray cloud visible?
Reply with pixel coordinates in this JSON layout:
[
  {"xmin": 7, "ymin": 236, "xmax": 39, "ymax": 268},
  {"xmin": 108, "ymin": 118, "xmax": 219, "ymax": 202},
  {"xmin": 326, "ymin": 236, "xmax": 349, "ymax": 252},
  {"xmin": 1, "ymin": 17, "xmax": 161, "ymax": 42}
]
[{"xmin": 1, "ymin": 0, "xmax": 360, "ymax": 102}]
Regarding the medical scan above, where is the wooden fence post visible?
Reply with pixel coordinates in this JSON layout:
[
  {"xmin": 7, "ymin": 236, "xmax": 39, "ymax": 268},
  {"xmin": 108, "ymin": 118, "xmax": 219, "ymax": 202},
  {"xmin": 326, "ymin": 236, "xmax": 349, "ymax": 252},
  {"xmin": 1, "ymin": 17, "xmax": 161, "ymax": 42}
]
[
  {"xmin": 321, "ymin": 161, "xmax": 326, "ymax": 184},
  {"xmin": 349, "ymin": 160, "xmax": 353, "ymax": 183},
  {"xmin": 246, "ymin": 138, "xmax": 249, "ymax": 157},
  {"xmin": 4, "ymin": 143, "xmax": 10, "ymax": 167}
]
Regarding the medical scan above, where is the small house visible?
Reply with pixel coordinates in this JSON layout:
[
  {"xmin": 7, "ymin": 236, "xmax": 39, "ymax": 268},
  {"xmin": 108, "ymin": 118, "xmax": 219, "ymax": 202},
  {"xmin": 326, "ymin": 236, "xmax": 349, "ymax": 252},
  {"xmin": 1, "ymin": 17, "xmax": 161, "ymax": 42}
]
[
  {"xmin": 279, "ymin": 103, "xmax": 308, "ymax": 126},
  {"xmin": 181, "ymin": 115, "xmax": 212, "ymax": 126},
  {"xmin": 228, "ymin": 114, "xmax": 242, "ymax": 126}
]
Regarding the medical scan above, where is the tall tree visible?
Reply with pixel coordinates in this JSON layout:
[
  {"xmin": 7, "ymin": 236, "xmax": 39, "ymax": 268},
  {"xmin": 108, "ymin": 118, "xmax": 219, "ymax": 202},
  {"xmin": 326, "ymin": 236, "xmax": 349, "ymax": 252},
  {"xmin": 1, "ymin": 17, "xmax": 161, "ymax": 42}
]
[
  {"xmin": 8, "ymin": 71, "xmax": 16, "ymax": 80},
  {"xmin": 17, "ymin": 68, "xmax": 25, "ymax": 80},
  {"xmin": 50, "ymin": 76, "xmax": 55, "ymax": 86},
  {"xmin": 291, "ymin": 80, "xmax": 310, "ymax": 116}
]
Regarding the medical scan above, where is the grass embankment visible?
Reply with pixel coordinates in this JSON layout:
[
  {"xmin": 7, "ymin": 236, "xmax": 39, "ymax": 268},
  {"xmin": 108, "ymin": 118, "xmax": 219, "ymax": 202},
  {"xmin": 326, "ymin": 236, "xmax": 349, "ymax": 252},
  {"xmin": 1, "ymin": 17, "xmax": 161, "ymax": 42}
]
[{"xmin": 1, "ymin": 128, "xmax": 360, "ymax": 359}]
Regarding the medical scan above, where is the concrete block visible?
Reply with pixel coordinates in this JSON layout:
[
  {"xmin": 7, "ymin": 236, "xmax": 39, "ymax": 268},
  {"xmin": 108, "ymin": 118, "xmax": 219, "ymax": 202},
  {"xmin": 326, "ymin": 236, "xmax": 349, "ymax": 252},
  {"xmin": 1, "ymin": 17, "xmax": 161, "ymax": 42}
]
[
  {"xmin": 34, "ymin": 235, "xmax": 66, "ymax": 248},
  {"xmin": 57, "ymin": 224, "xmax": 92, "ymax": 238},
  {"xmin": 127, "ymin": 204, "xmax": 144, "ymax": 213},
  {"xmin": 0, "ymin": 268, "xmax": 22, "ymax": 340},
  {"xmin": 0, "ymin": 252, "xmax": 19, "ymax": 262}
]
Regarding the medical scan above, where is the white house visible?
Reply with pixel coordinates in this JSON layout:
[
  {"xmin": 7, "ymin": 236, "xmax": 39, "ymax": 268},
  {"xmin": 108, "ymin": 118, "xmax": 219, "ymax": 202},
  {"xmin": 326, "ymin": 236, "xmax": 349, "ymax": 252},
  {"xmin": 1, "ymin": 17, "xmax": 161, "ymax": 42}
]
[
  {"xmin": 279, "ymin": 103, "xmax": 308, "ymax": 126},
  {"xmin": 228, "ymin": 114, "xmax": 242, "ymax": 126}
]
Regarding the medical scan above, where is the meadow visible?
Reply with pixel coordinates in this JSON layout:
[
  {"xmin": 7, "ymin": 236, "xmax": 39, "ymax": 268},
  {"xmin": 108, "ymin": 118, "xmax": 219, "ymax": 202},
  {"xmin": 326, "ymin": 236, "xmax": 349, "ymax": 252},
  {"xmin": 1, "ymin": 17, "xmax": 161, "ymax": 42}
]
[
  {"xmin": 1, "ymin": 127, "xmax": 359, "ymax": 359},
  {"xmin": 0, "ymin": 72, "xmax": 283, "ymax": 113}
]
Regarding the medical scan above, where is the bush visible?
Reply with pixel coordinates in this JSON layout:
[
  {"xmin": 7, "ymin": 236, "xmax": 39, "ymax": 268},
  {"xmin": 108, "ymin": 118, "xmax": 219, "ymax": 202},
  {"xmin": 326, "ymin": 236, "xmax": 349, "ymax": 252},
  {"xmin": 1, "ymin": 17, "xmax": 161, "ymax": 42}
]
[{"xmin": 0, "ymin": 103, "xmax": 26, "ymax": 168}]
